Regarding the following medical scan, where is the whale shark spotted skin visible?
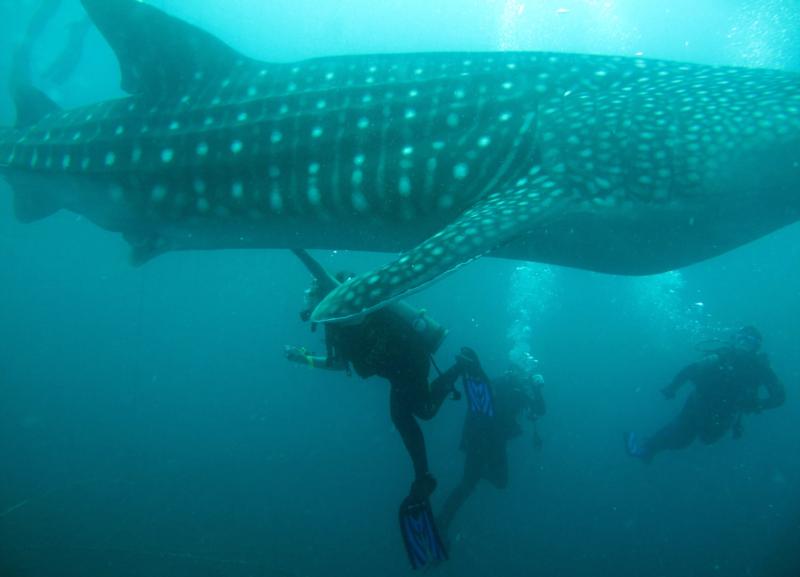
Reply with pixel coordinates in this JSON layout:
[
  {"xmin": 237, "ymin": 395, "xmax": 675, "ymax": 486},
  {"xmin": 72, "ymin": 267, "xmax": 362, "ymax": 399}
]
[{"xmin": 0, "ymin": 0, "xmax": 798, "ymax": 321}]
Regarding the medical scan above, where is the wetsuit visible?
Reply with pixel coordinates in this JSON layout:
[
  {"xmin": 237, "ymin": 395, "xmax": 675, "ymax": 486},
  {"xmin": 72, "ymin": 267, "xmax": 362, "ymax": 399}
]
[
  {"xmin": 324, "ymin": 309, "xmax": 461, "ymax": 487},
  {"xmin": 438, "ymin": 374, "xmax": 545, "ymax": 533},
  {"xmin": 643, "ymin": 348, "xmax": 785, "ymax": 459}
]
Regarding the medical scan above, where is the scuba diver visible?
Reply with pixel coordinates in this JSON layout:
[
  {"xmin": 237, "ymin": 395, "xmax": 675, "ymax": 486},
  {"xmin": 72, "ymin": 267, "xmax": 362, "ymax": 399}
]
[
  {"xmin": 285, "ymin": 249, "xmax": 475, "ymax": 570},
  {"xmin": 437, "ymin": 357, "xmax": 547, "ymax": 537},
  {"xmin": 625, "ymin": 326, "xmax": 786, "ymax": 463}
]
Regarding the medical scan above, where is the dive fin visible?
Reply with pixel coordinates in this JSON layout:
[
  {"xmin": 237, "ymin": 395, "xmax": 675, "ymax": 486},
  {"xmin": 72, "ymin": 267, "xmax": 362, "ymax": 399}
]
[
  {"xmin": 311, "ymin": 175, "xmax": 563, "ymax": 322},
  {"xmin": 80, "ymin": 0, "xmax": 257, "ymax": 97},
  {"xmin": 624, "ymin": 432, "xmax": 651, "ymax": 462},
  {"xmin": 463, "ymin": 374, "xmax": 496, "ymax": 418},
  {"xmin": 399, "ymin": 496, "xmax": 448, "ymax": 570}
]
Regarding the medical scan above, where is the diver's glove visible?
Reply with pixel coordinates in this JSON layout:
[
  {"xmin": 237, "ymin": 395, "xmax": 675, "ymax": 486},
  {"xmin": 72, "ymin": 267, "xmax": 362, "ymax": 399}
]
[{"xmin": 284, "ymin": 345, "xmax": 310, "ymax": 364}]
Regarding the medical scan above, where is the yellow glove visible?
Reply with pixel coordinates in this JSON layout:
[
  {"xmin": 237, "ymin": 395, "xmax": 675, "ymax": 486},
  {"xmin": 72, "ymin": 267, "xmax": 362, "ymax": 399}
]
[{"xmin": 285, "ymin": 345, "xmax": 310, "ymax": 364}]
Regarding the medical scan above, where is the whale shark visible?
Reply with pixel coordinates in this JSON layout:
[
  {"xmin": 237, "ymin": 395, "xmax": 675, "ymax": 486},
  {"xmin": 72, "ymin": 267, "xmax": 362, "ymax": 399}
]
[{"xmin": 1, "ymin": 0, "xmax": 798, "ymax": 322}]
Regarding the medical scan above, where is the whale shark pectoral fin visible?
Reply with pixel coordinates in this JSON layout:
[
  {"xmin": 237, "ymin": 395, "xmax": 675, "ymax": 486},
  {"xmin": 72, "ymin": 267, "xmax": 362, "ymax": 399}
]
[
  {"xmin": 80, "ymin": 0, "xmax": 258, "ymax": 97},
  {"xmin": 311, "ymin": 176, "xmax": 561, "ymax": 322}
]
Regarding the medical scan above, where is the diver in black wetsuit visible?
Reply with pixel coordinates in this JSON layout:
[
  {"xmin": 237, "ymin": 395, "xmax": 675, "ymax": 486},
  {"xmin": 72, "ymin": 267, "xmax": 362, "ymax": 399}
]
[
  {"xmin": 626, "ymin": 326, "xmax": 786, "ymax": 463},
  {"xmin": 286, "ymin": 267, "xmax": 470, "ymax": 502},
  {"xmin": 438, "ymin": 362, "xmax": 546, "ymax": 535}
]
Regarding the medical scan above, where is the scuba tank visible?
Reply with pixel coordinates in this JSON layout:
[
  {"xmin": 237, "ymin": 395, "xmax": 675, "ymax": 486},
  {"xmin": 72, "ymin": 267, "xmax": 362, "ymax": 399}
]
[
  {"xmin": 291, "ymin": 249, "xmax": 448, "ymax": 355},
  {"xmin": 385, "ymin": 300, "xmax": 447, "ymax": 355}
]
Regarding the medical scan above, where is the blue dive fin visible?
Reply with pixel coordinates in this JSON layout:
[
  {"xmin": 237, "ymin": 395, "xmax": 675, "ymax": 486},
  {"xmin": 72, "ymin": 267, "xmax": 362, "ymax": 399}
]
[
  {"xmin": 463, "ymin": 374, "xmax": 495, "ymax": 418},
  {"xmin": 80, "ymin": 0, "xmax": 259, "ymax": 97},
  {"xmin": 624, "ymin": 432, "xmax": 649, "ymax": 461},
  {"xmin": 399, "ymin": 496, "xmax": 448, "ymax": 570},
  {"xmin": 311, "ymin": 175, "xmax": 564, "ymax": 322}
]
